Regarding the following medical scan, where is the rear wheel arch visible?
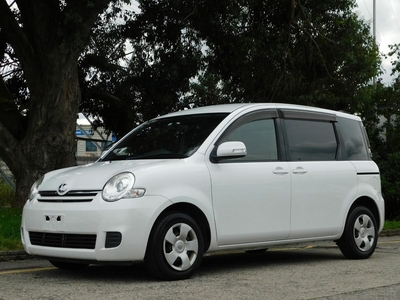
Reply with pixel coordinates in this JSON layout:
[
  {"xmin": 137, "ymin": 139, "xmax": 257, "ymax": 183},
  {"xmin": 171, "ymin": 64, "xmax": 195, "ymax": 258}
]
[
  {"xmin": 337, "ymin": 205, "xmax": 378, "ymax": 259},
  {"xmin": 335, "ymin": 197, "xmax": 381, "ymax": 259},
  {"xmin": 347, "ymin": 196, "xmax": 381, "ymax": 230}
]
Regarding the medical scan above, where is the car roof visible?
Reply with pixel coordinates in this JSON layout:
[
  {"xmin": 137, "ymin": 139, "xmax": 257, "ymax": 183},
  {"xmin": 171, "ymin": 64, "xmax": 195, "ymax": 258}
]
[
  {"xmin": 157, "ymin": 104, "xmax": 251, "ymax": 117},
  {"xmin": 157, "ymin": 103, "xmax": 360, "ymax": 121}
]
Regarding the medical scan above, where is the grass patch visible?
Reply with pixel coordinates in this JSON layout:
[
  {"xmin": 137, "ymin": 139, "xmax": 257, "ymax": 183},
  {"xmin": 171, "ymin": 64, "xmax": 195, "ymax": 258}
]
[
  {"xmin": 383, "ymin": 220, "xmax": 400, "ymax": 230},
  {"xmin": 0, "ymin": 179, "xmax": 21, "ymax": 251},
  {"xmin": 0, "ymin": 179, "xmax": 14, "ymax": 207},
  {"xmin": 0, "ymin": 207, "xmax": 23, "ymax": 251}
]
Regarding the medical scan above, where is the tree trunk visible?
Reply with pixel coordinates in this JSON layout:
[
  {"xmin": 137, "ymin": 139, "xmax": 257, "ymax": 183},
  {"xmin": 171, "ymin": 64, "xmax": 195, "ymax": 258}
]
[
  {"xmin": 0, "ymin": 0, "xmax": 113, "ymax": 207},
  {"xmin": 5, "ymin": 60, "xmax": 80, "ymax": 207}
]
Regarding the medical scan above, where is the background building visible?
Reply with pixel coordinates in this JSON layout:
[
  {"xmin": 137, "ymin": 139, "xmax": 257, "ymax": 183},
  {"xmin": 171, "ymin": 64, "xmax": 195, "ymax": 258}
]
[{"xmin": 75, "ymin": 124, "xmax": 116, "ymax": 165}]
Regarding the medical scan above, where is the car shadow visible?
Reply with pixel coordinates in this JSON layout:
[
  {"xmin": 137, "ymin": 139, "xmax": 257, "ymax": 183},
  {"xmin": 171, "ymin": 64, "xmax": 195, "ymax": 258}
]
[{"xmin": 43, "ymin": 247, "xmax": 343, "ymax": 282}]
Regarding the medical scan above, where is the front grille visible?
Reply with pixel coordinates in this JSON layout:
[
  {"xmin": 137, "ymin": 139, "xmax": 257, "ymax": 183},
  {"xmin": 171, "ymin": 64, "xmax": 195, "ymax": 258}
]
[
  {"xmin": 29, "ymin": 232, "xmax": 97, "ymax": 249},
  {"xmin": 37, "ymin": 190, "xmax": 100, "ymax": 203}
]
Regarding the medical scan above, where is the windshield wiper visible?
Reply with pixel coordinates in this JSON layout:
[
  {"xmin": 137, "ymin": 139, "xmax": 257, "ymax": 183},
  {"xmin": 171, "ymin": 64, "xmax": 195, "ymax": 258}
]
[{"xmin": 125, "ymin": 153, "xmax": 188, "ymax": 160}]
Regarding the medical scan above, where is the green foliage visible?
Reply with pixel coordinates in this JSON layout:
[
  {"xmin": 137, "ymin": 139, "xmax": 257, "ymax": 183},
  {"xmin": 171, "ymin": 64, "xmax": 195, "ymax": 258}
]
[
  {"xmin": 384, "ymin": 220, "xmax": 400, "ymax": 229},
  {"xmin": 162, "ymin": 0, "xmax": 378, "ymax": 111},
  {"xmin": 356, "ymin": 79, "xmax": 400, "ymax": 219},
  {"xmin": 0, "ymin": 207, "xmax": 22, "ymax": 251},
  {"xmin": 0, "ymin": 179, "xmax": 21, "ymax": 250},
  {"xmin": 78, "ymin": 0, "xmax": 380, "ymax": 137},
  {"xmin": 0, "ymin": 178, "xmax": 14, "ymax": 207}
]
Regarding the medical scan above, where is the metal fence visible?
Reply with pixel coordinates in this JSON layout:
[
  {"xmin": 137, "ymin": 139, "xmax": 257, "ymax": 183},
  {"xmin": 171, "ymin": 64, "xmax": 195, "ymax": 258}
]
[{"xmin": 0, "ymin": 159, "xmax": 15, "ymax": 190}]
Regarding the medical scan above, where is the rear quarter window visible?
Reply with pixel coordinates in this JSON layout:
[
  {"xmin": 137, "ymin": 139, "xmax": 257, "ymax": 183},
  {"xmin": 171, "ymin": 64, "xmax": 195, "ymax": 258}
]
[{"xmin": 337, "ymin": 117, "xmax": 369, "ymax": 160}]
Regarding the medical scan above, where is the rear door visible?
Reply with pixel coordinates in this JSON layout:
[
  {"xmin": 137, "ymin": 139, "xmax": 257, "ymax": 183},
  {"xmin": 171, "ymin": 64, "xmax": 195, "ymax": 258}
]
[{"xmin": 280, "ymin": 110, "xmax": 357, "ymax": 239}]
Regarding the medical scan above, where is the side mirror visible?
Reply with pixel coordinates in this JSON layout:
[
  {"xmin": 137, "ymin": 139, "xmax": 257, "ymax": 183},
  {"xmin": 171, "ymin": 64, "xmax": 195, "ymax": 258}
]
[{"xmin": 212, "ymin": 141, "xmax": 247, "ymax": 162}]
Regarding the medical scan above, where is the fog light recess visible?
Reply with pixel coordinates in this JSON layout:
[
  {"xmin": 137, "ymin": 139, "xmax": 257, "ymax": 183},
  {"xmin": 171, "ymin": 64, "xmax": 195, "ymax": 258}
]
[{"xmin": 105, "ymin": 232, "xmax": 122, "ymax": 248}]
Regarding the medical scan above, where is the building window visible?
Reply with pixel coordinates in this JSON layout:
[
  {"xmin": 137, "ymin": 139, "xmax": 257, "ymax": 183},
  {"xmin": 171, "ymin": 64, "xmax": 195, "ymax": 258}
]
[{"xmin": 86, "ymin": 141, "xmax": 97, "ymax": 152}]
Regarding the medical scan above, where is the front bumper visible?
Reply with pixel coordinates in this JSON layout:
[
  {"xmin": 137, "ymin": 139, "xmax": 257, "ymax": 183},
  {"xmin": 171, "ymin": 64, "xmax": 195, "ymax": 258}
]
[{"xmin": 21, "ymin": 194, "xmax": 171, "ymax": 262}]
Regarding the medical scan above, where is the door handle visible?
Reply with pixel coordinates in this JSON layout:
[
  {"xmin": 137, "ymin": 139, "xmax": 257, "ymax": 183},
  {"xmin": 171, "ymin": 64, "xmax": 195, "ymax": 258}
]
[
  {"xmin": 292, "ymin": 167, "xmax": 307, "ymax": 174},
  {"xmin": 273, "ymin": 167, "xmax": 289, "ymax": 175}
]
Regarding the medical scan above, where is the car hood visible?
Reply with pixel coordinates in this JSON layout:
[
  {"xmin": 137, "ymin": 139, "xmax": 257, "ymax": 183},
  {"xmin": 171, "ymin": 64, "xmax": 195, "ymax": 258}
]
[{"xmin": 39, "ymin": 160, "xmax": 175, "ymax": 192}]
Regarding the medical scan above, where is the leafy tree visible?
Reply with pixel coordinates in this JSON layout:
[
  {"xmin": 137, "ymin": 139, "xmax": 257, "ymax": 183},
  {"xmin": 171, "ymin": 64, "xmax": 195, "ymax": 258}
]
[
  {"xmin": 84, "ymin": 0, "xmax": 380, "ymax": 135},
  {"xmin": 0, "ymin": 0, "xmax": 127, "ymax": 206},
  {"xmin": 80, "ymin": 1, "xmax": 204, "ymax": 137},
  {"xmin": 129, "ymin": 0, "xmax": 379, "ymax": 112},
  {"xmin": 360, "ymin": 44, "xmax": 400, "ymax": 219}
]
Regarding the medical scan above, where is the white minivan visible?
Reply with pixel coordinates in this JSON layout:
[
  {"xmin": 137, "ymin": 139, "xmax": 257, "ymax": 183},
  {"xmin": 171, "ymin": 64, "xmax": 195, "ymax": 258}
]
[{"xmin": 21, "ymin": 103, "xmax": 385, "ymax": 280}]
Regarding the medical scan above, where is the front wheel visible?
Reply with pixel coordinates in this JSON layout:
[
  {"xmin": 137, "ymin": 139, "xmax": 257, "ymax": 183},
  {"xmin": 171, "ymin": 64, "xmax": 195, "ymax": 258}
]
[
  {"xmin": 337, "ymin": 206, "xmax": 378, "ymax": 259},
  {"xmin": 145, "ymin": 212, "xmax": 204, "ymax": 280}
]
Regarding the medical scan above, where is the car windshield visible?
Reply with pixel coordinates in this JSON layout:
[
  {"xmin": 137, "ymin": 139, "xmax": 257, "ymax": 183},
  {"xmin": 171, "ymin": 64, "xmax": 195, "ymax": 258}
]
[{"xmin": 101, "ymin": 113, "xmax": 228, "ymax": 161}]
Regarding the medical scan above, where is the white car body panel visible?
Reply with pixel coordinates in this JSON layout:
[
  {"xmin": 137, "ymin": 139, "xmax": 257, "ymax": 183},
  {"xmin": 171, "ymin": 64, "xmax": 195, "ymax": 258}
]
[
  {"xmin": 208, "ymin": 161, "xmax": 291, "ymax": 245},
  {"xmin": 288, "ymin": 161, "xmax": 357, "ymax": 239},
  {"xmin": 23, "ymin": 194, "xmax": 172, "ymax": 261}
]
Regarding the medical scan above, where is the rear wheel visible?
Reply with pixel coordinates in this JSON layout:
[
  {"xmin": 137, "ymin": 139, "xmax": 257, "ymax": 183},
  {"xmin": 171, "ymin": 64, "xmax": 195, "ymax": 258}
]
[
  {"xmin": 145, "ymin": 212, "xmax": 204, "ymax": 280},
  {"xmin": 49, "ymin": 260, "xmax": 89, "ymax": 270},
  {"xmin": 337, "ymin": 206, "xmax": 378, "ymax": 259}
]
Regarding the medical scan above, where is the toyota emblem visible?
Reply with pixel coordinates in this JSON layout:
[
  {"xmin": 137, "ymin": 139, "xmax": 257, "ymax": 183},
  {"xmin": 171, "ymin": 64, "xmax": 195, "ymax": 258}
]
[{"xmin": 58, "ymin": 183, "xmax": 68, "ymax": 195}]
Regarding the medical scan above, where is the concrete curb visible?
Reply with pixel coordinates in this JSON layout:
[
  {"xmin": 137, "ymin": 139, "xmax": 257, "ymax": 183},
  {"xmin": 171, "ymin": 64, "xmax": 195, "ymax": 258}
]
[
  {"xmin": 0, "ymin": 250, "xmax": 31, "ymax": 262},
  {"xmin": 1, "ymin": 230, "xmax": 399, "ymax": 262},
  {"xmin": 378, "ymin": 228, "xmax": 400, "ymax": 237}
]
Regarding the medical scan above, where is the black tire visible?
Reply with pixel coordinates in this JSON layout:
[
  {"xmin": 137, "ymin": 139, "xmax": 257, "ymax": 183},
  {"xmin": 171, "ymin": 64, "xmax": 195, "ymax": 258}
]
[
  {"xmin": 49, "ymin": 260, "xmax": 89, "ymax": 270},
  {"xmin": 145, "ymin": 212, "xmax": 204, "ymax": 280},
  {"xmin": 337, "ymin": 206, "xmax": 378, "ymax": 259}
]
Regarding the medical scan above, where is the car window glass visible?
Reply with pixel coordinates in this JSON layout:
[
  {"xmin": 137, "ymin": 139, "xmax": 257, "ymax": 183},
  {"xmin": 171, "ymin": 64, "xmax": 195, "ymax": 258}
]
[
  {"xmin": 102, "ymin": 113, "xmax": 228, "ymax": 161},
  {"xmin": 338, "ymin": 117, "xmax": 369, "ymax": 160},
  {"xmin": 285, "ymin": 119, "xmax": 337, "ymax": 161},
  {"xmin": 220, "ymin": 119, "xmax": 278, "ymax": 162}
]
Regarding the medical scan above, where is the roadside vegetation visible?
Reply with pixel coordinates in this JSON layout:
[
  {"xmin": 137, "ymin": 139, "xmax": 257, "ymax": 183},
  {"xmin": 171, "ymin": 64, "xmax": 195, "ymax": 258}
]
[
  {"xmin": 0, "ymin": 179, "xmax": 14, "ymax": 207},
  {"xmin": 0, "ymin": 178, "xmax": 399, "ymax": 252},
  {"xmin": 0, "ymin": 179, "xmax": 22, "ymax": 250},
  {"xmin": 0, "ymin": 207, "xmax": 22, "ymax": 251},
  {"xmin": 383, "ymin": 220, "xmax": 400, "ymax": 230}
]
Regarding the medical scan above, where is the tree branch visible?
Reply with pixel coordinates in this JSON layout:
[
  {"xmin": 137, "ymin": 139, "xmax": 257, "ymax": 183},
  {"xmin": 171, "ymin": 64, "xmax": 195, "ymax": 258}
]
[
  {"xmin": 60, "ymin": 0, "xmax": 115, "ymax": 59},
  {"xmin": 0, "ymin": 0, "xmax": 36, "ymax": 77},
  {"xmin": 86, "ymin": 87, "xmax": 123, "ymax": 105},
  {"xmin": 296, "ymin": 0, "xmax": 337, "ymax": 44}
]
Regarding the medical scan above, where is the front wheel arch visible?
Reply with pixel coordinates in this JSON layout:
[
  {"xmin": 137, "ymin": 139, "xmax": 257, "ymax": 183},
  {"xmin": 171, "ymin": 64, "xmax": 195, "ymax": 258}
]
[{"xmin": 148, "ymin": 203, "xmax": 211, "ymax": 252}]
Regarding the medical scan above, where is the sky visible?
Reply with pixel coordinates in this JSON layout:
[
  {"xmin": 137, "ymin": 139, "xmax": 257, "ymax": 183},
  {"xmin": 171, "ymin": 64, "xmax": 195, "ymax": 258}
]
[{"xmin": 355, "ymin": 0, "xmax": 400, "ymax": 83}]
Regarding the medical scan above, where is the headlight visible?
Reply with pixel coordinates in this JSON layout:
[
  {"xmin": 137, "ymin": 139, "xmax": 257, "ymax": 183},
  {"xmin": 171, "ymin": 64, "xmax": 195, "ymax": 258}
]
[
  {"xmin": 102, "ymin": 172, "xmax": 145, "ymax": 202},
  {"xmin": 28, "ymin": 176, "xmax": 44, "ymax": 201}
]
